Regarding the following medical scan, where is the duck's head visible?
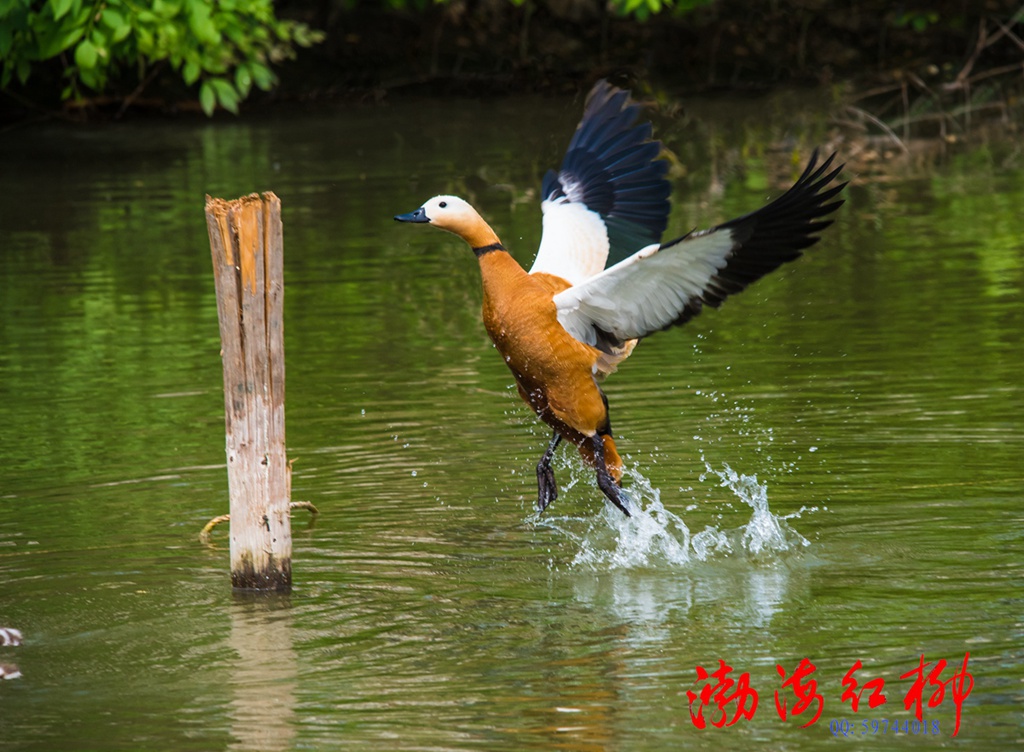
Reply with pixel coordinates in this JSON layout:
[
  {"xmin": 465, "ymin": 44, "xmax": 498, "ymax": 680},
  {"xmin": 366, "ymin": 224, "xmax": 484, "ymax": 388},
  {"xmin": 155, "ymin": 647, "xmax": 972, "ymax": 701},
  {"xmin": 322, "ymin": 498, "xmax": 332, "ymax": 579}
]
[{"xmin": 394, "ymin": 195, "xmax": 498, "ymax": 248}]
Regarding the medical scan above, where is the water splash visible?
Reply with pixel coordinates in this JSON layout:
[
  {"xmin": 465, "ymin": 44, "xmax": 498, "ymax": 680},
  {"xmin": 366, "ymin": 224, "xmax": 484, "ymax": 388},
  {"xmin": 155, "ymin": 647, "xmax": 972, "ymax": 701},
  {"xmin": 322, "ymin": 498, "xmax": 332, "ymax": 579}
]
[
  {"xmin": 534, "ymin": 461, "xmax": 810, "ymax": 570},
  {"xmin": 531, "ymin": 468, "xmax": 690, "ymax": 568},
  {"xmin": 698, "ymin": 460, "xmax": 811, "ymax": 559}
]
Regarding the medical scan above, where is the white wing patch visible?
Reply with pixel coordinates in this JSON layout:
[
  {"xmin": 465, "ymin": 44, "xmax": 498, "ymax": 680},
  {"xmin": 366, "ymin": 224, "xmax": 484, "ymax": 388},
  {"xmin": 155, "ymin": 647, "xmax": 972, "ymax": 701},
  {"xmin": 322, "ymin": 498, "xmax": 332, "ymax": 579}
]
[
  {"xmin": 529, "ymin": 199, "xmax": 610, "ymax": 286},
  {"xmin": 553, "ymin": 230, "xmax": 738, "ymax": 346}
]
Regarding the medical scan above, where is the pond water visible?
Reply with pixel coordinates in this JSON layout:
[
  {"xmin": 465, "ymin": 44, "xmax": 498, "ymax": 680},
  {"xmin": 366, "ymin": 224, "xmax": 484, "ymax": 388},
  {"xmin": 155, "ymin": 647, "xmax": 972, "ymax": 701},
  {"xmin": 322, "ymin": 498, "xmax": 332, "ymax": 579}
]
[{"xmin": 1, "ymin": 91, "xmax": 1022, "ymax": 750}]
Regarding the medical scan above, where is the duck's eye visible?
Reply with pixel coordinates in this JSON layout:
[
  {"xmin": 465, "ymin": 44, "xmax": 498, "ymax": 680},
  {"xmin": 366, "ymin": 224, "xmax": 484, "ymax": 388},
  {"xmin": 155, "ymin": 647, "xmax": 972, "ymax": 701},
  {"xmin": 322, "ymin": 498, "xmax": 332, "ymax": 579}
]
[{"xmin": 439, "ymin": 201, "xmax": 447, "ymax": 208}]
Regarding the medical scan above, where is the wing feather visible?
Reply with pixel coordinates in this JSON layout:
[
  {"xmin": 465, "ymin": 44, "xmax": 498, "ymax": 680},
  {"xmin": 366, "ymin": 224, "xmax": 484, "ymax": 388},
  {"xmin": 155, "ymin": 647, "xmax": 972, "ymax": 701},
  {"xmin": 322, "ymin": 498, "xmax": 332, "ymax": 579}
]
[
  {"xmin": 553, "ymin": 151, "xmax": 847, "ymax": 350},
  {"xmin": 530, "ymin": 81, "xmax": 671, "ymax": 285}
]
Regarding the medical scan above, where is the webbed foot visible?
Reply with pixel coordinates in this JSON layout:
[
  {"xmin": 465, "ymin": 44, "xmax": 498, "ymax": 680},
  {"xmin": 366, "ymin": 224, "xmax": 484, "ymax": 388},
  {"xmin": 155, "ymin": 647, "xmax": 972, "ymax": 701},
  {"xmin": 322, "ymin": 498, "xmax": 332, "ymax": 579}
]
[
  {"xmin": 590, "ymin": 434, "xmax": 632, "ymax": 518},
  {"xmin": 536, "ymin": 432, "xmax": 563, "ymax": 514}
]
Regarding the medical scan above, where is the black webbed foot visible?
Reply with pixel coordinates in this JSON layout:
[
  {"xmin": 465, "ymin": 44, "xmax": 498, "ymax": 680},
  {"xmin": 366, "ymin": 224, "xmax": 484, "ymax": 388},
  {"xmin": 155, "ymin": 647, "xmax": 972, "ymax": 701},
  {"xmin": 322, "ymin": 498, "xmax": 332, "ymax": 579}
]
[
  {"xmin": 536, "ymin": 432, "xmax": 563, "ymax": 514},
  {"xmin": 537, "ymin": 462, "xmax": 558, "ymax": 512},
  {"xmin": 590, "ymin": 434, "xmax": 632, "ymax": 518}
]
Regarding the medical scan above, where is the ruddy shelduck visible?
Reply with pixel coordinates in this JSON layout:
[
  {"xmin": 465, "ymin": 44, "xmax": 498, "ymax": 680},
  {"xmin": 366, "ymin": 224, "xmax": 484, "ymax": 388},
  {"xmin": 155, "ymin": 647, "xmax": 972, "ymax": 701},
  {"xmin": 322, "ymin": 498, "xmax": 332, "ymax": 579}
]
[{"xmin": 396, "ymin": 81, "xmax": 845, "ymax": 517}]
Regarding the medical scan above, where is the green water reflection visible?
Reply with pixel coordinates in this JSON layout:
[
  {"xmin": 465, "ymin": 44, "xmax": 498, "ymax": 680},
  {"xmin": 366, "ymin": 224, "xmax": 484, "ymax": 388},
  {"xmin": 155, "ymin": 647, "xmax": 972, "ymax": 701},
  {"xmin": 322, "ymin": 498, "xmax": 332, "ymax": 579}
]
[{"xmin": 0, "ymin": 93, "xmax": 1021, "ymax": 750}]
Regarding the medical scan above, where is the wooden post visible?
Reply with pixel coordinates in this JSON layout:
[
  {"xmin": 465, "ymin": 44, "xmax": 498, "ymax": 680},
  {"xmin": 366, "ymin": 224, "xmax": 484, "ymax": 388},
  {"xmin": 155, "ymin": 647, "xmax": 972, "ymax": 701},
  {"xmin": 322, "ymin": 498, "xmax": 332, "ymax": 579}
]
[{"xmin": 205, "ymin": 192, "xmax": 292, "ymax": 592}]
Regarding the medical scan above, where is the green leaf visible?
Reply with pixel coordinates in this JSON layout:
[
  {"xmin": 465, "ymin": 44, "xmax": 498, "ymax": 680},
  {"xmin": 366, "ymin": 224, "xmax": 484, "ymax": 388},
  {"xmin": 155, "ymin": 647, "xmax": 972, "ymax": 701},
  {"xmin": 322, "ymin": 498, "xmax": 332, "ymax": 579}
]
[
  {"xmin": 152, "ymin": 0, "xmax": 178, "ymax": 19},
  {"xmin": 199, "ymin": 79, "xmax": 216, "ymax": 116},
  {"xmin": 17, "ymin": 58, "xmax": 30, "ymax": 84},
  {"xmin": 78, "ymin": 64, "xmax": 101, "ymax": 90},
  {"xmin": 234, "ymin": 65, "xmax": 252, "ymax": 98},
  {"xmin": 101, "ymin": 9, "xmax": 125, "ymax": 29},
  {"xmin": 224, "ymin": 24, "xmax": 246, "ymax": 46},
  {"xmin": 218, "ymin": 91, "xmax": 239, "ymax": 114},
  {"xmin": 71, "ymin": 1, "xmax": 91, "ymax": 26},
  {"xmin": 60, "ymin": 26, "xmax": 86, "ymax": 54},
  {"xmin": 250, "ymin": 62, "xmax": 274, "ymax": 91},
  {"xmin": 51, "ymin": 0, "xmax": 74, "ymax": 22},
  {"xmin": 137, "ymin": 27, "xmax": 153, "ymax": 53},
  {"xmin": 183, "ymin": 59, "xmax": 200, "ymax": 85},
  {"xmin": 100, "ymin": 10, "xmax": 132, "ymax": 44},
  {"xmin": 75, "ymin": 38, "xmax": 97, "ymax": 69},
  {"xmin": 32, "ymin": 22, "xmax": 81, "ymax": 60},
  {"xmin": 211, "ymin": 77, "xmax": 238, "ymax": 114},
  {"xmin": 112, "ymin": 23, "xmax": 132, "ymax": 43},
  {"xmin": 188, "ymin": 2, "xmax": 219, "ymax": 45}
]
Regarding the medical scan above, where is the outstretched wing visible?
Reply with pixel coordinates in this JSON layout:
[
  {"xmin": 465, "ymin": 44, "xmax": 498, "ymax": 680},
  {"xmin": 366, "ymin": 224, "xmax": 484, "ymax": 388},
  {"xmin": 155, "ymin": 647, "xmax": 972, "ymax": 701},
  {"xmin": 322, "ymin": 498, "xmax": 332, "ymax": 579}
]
[
  {"xmin": 529, "ymin": 81, "xmax": 672, "ymax": 286},
  {"xmin": 553, "ymin": 151, "xmax": 846, "ymax": 350}
]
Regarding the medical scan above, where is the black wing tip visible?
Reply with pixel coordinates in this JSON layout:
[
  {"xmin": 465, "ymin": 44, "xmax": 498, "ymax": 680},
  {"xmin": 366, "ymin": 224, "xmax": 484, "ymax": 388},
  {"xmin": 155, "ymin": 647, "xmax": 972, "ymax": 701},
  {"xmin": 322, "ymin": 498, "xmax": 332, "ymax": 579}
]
[
  {"xmin": 584, "ymin": 78, "xmax": 633, "ymax": 110},
  {"xmin": 719, "ymin": 150, "xmax": 846, "ymax": 234},
  {"xmin": 573, "ymin": 82, "xmax": 647, "ymax": 148},
  {"xmin": 799, "ymin": 149, "xmax": 846, "ymax": 193},
  {"xmin": 585, "ymin": 147, "xmax": 845, "ymax": 339},
  {"xmin": 692, "ymin": 148, "xmax": 846, "ymax": 300},
  {"xmin": 775, "ymin": 149, "xmax": 847, "ymax": 216}
]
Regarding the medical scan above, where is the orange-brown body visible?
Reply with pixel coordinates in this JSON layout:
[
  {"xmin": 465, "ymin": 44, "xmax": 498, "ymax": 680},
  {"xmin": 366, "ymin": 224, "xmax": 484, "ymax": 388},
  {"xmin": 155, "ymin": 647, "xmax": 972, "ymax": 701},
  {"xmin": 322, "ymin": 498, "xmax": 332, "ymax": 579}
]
[{"xmin": 478, "ymin": 250, "xmax": 624, "ymax": 483}]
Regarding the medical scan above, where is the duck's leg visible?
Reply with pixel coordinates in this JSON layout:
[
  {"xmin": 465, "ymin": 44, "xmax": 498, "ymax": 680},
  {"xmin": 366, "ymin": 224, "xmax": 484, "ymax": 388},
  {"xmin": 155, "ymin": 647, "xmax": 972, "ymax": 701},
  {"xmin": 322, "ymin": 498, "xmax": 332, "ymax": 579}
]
[
  {"xmin": 588, "ymin": 433, "xmax": 632, "ymax": 517},
  {"xmin": 536, "ymin": 432, "xmax": 563, "ymax": 513}
]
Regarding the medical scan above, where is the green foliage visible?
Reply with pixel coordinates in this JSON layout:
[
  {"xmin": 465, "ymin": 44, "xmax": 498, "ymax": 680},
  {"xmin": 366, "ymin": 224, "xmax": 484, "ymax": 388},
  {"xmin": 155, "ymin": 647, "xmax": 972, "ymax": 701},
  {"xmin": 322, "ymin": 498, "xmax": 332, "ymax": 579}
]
[
  {"xmin": 608, "ymin": 0, "xmax": 714, "ymax": 20},
  {"xmin": 892, "ymin": 10, "xmax": 940, "ymax": 33},
  {"xmin": 0, "ymin": 0, "xmax": 324, "ymax": 115}
]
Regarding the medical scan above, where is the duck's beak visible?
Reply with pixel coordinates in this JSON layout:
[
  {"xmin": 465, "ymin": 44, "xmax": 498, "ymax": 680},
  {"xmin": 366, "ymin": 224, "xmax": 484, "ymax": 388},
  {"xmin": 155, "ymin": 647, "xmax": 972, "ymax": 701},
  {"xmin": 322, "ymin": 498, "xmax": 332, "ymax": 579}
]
[{"xmin": 394, "ymin": 207, "xmax": 429, "ymax": 223}]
